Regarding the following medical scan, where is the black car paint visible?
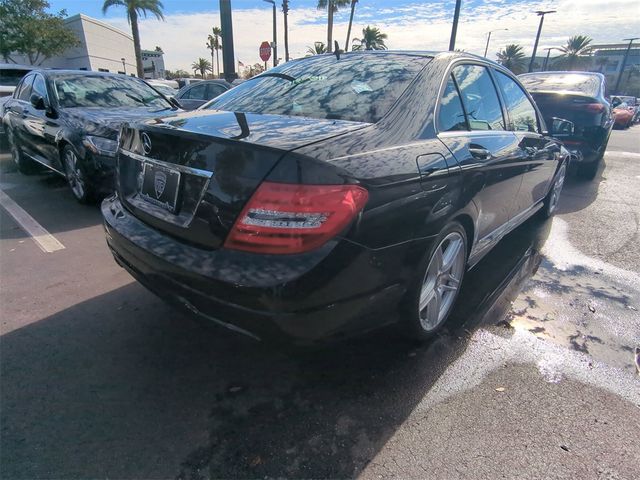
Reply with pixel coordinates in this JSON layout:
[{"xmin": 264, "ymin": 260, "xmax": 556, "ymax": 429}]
[
  {"xmin": 2, "ymin": 70, "xmax": 180, "ymax": 194},
  {"xmin": 519, "ymin": 72, "xmax": 614, "ymax": 164},
  {"xmin": 103, "ymin": 51, "xmax": 567, "ymax": 343}
]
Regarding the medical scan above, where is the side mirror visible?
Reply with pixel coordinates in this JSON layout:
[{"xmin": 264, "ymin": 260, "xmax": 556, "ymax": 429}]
[
  {"xmin": 550, "ymin": 117, "xmax": 575, "ymax": 136},
  {"xmin": 29, "ymin": 93, "xmax": 46, "ymax": 110}
]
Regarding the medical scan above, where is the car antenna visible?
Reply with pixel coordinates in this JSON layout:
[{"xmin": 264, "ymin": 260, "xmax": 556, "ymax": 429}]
[{"xmin": 334, "ymin": 41, "xmax": 342, "ymax": 60}]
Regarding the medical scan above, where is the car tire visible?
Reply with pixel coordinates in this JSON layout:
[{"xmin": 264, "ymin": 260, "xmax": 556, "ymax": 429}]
[
  {"xmin": 7, "ymin": 130, "xmax": 38, "ymax": 175},
  {"xmin": 542, "ymin": 161, "xmax": 567, "ymax": 218},
  {"xmin": 62, "ymin": 144, "xmax": 95, "ymax": 203},
  {"xmin": 402, "ymin": 221, "xmax": 468, "ymax": 340}
]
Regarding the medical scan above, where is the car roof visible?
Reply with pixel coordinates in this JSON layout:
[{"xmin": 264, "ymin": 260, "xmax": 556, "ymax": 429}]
[
  {"xmin": 0, "ymin": 63, "xmax": 35, "ymax": 71},
  {"xmin": 35, "ymin": 69, "xmax": 138, "ymax": 79}
]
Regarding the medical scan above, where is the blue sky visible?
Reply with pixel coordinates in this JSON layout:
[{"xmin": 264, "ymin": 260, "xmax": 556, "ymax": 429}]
[{"xmin": 46, "ymin": 0, "xmax": 640, "ymax": 71}]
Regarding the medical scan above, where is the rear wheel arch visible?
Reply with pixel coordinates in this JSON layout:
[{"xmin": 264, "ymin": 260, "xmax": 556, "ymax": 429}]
[{"xmin": 451, "ymin": 213, "xmax": 475, "ymax": 258}]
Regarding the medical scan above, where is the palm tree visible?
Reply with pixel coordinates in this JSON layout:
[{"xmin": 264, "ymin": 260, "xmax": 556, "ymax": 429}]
[
  {"xmin": 102, "ymin": 0, "xmax": 165, "ymax": 78},
  {"xmin": 344, "ymin": 0, "xmax": 358, "ymax": 52},
  {"xmin": 212, "ymin": 26, "xmax": 222, "ymax": 77},
  {"xmin": 282, "ymin": 1, "xmax": 290, "ymax": 62},
  {"xmin": 496, "ymin": 44, "xmax": 526, "ymax": 74},
  {"xmin": 352, "ymin": 26, "xmax": 388, "ymax": 51},
  {"xmin": 306, "ymin": 42, "xmax": 328, "ymax": 55},
  {"xmin": 317, "ymin": 0, "xmax": 350, "ymax": 53},
  {"xmin": 206, "ymin": 35, "xmax": 216, "ymax": 78},
  {"xmin": 191, "ymin": 58, "xmax": 212, "ymax": 78},
  {"xmin": 559, "ymin": 35, "xmax": 593, "ymax": 70}
]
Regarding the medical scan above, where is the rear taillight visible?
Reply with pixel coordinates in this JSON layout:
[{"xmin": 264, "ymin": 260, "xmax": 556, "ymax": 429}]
[
  {"xmin": 571, "ymin": 103, "xmax": 605, "ymax": 113},
  {"xmin": 224, "ymin": 181, "xmax": 369, "ymax": 254}
]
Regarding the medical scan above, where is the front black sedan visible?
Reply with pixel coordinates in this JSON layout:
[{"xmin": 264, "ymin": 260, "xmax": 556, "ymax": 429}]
[
  {"xmin": 2, "ymin": 70, "xmax": 180, "ymax": 202},
  {"xmin": 103, "ymin": 51, "xmax": 569, "ymax": 343}
]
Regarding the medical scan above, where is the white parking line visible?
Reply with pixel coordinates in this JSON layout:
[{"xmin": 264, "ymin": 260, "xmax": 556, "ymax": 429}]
[
  {"xmin": 0, "ymin": 189, "xmax": 65, "ymax": 253},
  {"xmin": 605, "ymin": 151, "xmax": 640, "ymax": 158}
]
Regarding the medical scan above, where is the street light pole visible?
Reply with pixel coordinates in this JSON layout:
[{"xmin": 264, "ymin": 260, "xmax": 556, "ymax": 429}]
[
  {"xmin": 282, "ymin": 0, "xmax": 290, "ymax": 62},
  {"xmin": 121, "ymin": 57, "xmax": 126, "ymax": 74},
  {"xmin": 263, "ymin": 0, "xmax": 277, "ymax": 67},
  {"xmin": 219, "ymin": 0, "xmax": 237, "ymax": 82},
  {"xmin": 484, "ymin": 28, "xmax": 508, "ymax": 58},
  {"xmin": 528, "ymin": 10, "xmax": 556, "ymax": 73},
  {"xmin": 449, "ymin": 0, "xmax": 462, "ymax": 51},
  {"xmin": 614, "ymin": 37, "xmax": 640, "ymax": 94},
  {"xmin": 542, "ymin": 47, "xmax": 562, "ymax": 71}
]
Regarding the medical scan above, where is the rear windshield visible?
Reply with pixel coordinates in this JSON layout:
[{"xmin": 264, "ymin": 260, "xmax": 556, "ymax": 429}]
[
  {"xmin": 204, "ymin": 53, "xmax": 431, "ymax": 123},
  {"xmin": 0, "ymin": 69, "xmax": 32, "ymax": 87},
  {"xmin": 52, "ymin": 74, "xmax": 172, "ymax": 108},
  {"xmin": 519, "ymin": 73, "xmax": 601, "ymax": 97}
]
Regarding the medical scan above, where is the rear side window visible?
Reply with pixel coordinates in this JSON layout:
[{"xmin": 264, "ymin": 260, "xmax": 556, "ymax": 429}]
[
  {"xmin": 495, "ymin": 71, "xmax": 539, "ymax": 133},
  {"xmin": 452, "ymin": 65, "xmax": 505, "ymax": 131},
  {"xmin": 438, "ymin": 75, "xmax": 467, "ymax": 132},
  {"xmin": 17, "ymin": 74, "xmax": 35, "ymax": 101},
  {"xmin": 206, "ymin": 84, "xmax": 227, "ymax": 100},
  {"xmin": 182, "ymin": 83, "xmax": 207, "ymax": 100}
]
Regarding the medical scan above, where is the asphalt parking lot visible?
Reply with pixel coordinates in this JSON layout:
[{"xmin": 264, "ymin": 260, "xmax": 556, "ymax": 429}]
[{"xmin": 1, "ymin": 128, "xmax": 639, "ymax": 479}]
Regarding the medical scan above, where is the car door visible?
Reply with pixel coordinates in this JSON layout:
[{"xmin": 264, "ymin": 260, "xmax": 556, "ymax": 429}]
[
  {"xmin": 437, "ymin": 64, "xmax": 525, "ymax": 257},
  {"xmin": 20, "ymin": 73, "xmax": 61, "ymax": 167},
  {"xmin": 493, "ymin": 70, "xmax": 559, "ymax": 214}
]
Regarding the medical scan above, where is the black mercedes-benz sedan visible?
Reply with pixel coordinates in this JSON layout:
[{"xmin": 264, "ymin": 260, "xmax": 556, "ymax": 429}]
[
  {"xmin": 2, "ymin": 70, "xmax": 180, "ymax": 202},
  {"xmin": 103, "ymin": 51, "xmax": 569, "ymax": 343}
]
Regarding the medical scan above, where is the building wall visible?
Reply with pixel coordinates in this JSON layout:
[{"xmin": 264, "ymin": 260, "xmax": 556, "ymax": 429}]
[{"xmin": 141, "ymin": 50, "xmax": 166, "ymax": 79}]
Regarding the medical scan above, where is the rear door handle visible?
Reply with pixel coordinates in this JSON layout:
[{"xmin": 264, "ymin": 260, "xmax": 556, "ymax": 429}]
[{"xmin": 469, "ymin": 147, "xmax": 491, "ymax": 160}]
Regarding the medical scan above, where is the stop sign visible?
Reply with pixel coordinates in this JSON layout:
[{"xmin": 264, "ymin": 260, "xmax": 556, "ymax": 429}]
[{"xmin": 259, "ymin": 41, "xmax": 272, "ymax": 62}]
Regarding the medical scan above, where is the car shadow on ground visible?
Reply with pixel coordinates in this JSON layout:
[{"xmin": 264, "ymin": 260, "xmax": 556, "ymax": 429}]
[
  {"xmin": 1, "ymin": 217, "xmax": 553, "ymax": 479},
  {"xmin": 556, "ymin": 158, "xmax": 606, "ymax": 215}
]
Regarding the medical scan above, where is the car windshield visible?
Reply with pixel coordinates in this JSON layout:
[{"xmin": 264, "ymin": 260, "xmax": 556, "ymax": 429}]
[
  {"xmin": 519, "ymin": 73, "xmax": 601, "ymax": 97},
  {"xmin": 52, "ymin": 74, "xmax": 172, "ymax": 108},
  {"xmin": 0, "ymin": 69, "xmax": 32, "ymax": 87},
  {"xmin": 204, "ymin": 53, "xmax": 431, "ymax": 123}
]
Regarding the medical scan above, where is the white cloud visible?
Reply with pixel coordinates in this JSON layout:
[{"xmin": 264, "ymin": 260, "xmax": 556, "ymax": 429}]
[{"xmin": 104, "ymin": 0, "xmax": 640, "ymax": 73}]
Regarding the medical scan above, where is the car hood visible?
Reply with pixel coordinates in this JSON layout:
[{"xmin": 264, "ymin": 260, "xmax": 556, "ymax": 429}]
[
  {"xmin": 62, "ymin": 106, "xmax": 181, "ymax": 139},
  {"xmin": 139, "ymin": 109, "xmax": 370, "ymax": 151}
]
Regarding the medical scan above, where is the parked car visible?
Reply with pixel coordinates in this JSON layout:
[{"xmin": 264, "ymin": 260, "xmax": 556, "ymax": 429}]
[
  {"xmin": 0, "ymin": 64, "xmax": 34, "ymax": 143},
  {"xmin": 173, "ymin": 79, "xmax": 231, "ymax": 110},
  {"xmin": 147, "ymin": 81, "xmax": 178, "ymax": 98},
  {"xmin": 2, "ymin": 70, "xmax": 180, "ymax": 202},
  {"xmin": 103, "ymin": 51, "xmax": 569, "ymax": 344},
  {"xmin": 519, "ymin": 71, "xmax": 613, "ymax": 180},
  {"xmin": 610, "ymin": 97, "xmax": 635, "ymax": 128}
]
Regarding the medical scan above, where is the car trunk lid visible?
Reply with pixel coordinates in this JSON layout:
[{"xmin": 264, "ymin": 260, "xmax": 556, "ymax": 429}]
[{"xmin": 117, "ymin": 110, "xmax": 369, "ymax": 249}]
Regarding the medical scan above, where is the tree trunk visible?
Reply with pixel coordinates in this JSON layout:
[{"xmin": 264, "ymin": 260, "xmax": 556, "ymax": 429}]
[
  {"xmin": 283, "ymin": 1, "xmax": 290, "ymax": 62},
  {"xmin": 215, "ymin": 36, "xmax": 221, "ymax": 77},
  {"xmin": 130, "ymin": 10, "xmax": 144, "ymax": 78},
  {"xmin": 345, "ymin": 0, "xmax": 356, "ymax": 52},
  {"xmin": 327, "ymin": 1, "xmax": 333, "ymax": 53}
]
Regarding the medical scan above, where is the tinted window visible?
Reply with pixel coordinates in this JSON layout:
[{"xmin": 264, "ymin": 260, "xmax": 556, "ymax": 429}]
[
  {"xmin": 206, "ymin": 84, "xmax": 227, "ymax": 100},
  {"xmin": 182, "ymin": 83, "xmax": 207, "ymax": 100},
  {"xmin": 52, "ymin": 74, "xmax": 171, "ymax": 108},
  {"xmin": 32, "ymin": 74, "xmax": 48, "ymax": 102},
  {"xmin": 452, "ymin": 65, "xmax": 504, "ymax": 131},
  {"xmin": 17, "ymin": 74, "xmax": 34, "ymax": 101},
  {"xmin": 0, "ymin": 69, "xmax": 32, "ymax": 87},
  {"xmin": 519, "ymin": 73, "xmax": 601, "ymax": 97},
  {"xmin": 438, "ymin": 75, "xmax": 467, "ymax": 132},
  {"xmin": 206, "ymin": 54, "xmax": 431, "ymax": 123},
  {"xmin": 495, "ymin": 71, "xmax": 539, "ymax": 133}
]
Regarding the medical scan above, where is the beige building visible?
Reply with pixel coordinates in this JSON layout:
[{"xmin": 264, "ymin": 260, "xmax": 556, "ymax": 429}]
[{"xmin": 11, "ymin": 14, "xmax": 152, "ymax": 76}]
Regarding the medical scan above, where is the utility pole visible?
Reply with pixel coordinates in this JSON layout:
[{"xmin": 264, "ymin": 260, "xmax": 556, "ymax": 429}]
[
  {"xmin": 263, "ymin": 0, "xmax": 278, "ymax": 67},
  {"xmin": 282, "ymin": 1, "xmax": 290, "ymax": 62},
  {"xmin": 219, "ymin": 0, "xmax": 237, "ymax": 81},
  {"xmin": 484, "ymin": 28, "xmax": 508, "ymax": 57},
  {"xmin": 449, "ymin": 0, "xmax": 462, "ymax": 51},
  {"xmin": 614, "ymin": 37, "xmax": 640, "ymax": 94},
  {"xmin": 528, "ymin": 10, "xmax": 556, "ymax": 73},
  {"xmin": 542, "ymin": 47, "xmax": 562, "ymax": 71}
]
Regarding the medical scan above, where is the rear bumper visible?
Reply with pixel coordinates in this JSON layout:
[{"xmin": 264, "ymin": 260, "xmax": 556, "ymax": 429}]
[{"xmin": 102, "ymin": 195, "xmax": 423, "ymax": 343}]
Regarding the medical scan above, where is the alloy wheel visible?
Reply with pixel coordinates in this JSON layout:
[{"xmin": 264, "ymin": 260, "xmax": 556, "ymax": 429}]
[
  {"xmin": 64, "ymin": 149, "xmax": 85, "ymax": 200},
  {"xmin": 548, "ymin": 163, "xmax": 566, "ymax": 214},
  {"xmin": 418, "ymin": 231, "xmax": 466, "ymax": 332}
]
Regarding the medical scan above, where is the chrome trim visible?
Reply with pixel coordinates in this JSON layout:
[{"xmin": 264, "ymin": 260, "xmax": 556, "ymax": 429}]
[
  {"xmin": 120, "ymin": 149, "xmax": 213, "ymax": 178},
  {"xmin": 22, "ymin": 150, "xmax": 65, "ymax": 176}
]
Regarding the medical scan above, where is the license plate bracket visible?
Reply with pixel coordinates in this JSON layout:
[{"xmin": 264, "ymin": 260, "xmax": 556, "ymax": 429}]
[{"xmin": 139, "ymin": 162, "xmax": 181, "ymax": 213}]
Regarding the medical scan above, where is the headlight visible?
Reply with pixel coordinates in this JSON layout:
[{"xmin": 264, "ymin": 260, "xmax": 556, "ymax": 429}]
[{"xmin": 83, "ymin": 136, "xmax": 118, "ymax": 157}]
